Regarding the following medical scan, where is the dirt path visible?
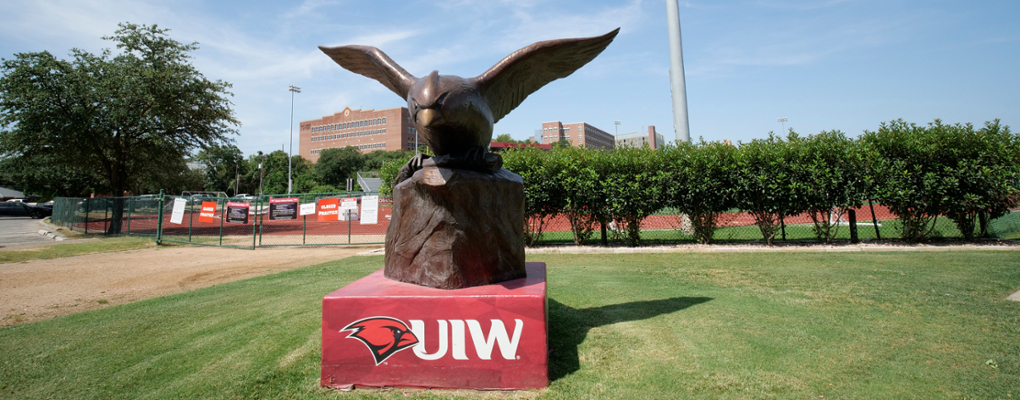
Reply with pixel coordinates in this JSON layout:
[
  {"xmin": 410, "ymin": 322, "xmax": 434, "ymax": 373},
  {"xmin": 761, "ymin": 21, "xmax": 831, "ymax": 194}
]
[{"xmin": 0, "ymin": 245, "xmax": 382, "ymax": 327}]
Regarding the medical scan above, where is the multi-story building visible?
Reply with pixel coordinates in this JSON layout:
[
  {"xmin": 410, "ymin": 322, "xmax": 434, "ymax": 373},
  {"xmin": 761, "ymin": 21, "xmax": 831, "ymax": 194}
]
[
  {"xmin": 616, "ymin": 126, "xmax": 666, "ymax": 150},
  {"xmin": 540, "ymin": 121, "xmax": 614, "ymax": 150},
  {"xmin": 299, "ymin": 106, "xmax": 421, "ymax": 163}
]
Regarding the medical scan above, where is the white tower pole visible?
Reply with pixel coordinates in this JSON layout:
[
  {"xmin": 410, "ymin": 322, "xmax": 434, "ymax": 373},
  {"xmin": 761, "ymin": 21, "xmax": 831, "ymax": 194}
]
[{"xmin": 666, "ymin": 0, "xmax": 691, "ymax": 143}]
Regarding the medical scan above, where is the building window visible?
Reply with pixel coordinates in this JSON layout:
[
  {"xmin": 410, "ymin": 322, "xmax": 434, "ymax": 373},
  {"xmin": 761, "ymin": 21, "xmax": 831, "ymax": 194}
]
[{"xmin": 382, "ymin": 117, "xmax": 387, "ymax": 124}]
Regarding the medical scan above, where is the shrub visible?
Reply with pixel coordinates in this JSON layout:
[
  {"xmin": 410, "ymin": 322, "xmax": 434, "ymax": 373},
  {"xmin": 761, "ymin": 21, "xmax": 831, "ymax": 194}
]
[
  {"xmin": 941, "ymin": 120, "xmax": 1020, "ymax": 240},
  {"xmin": 796, "ymin": 131, "xmax": 871, "ymax": 243},
  {"xmin": 502, "ymin": 148, "xmax": 564, "ymax": 246},
  {"xmin": 659, "ymin": 140, "xmax": 739, "ymax": 243},
  {"xmin": 602, "ymin": 147, "xmax": 666, "ymax": 247},
  {"xmin": 733, "ymin": 133, "xmax": 808, "ymax": 245},
  {"xmin": 549, "ymin": 147, "xmax": 606, "ymax": 245}
]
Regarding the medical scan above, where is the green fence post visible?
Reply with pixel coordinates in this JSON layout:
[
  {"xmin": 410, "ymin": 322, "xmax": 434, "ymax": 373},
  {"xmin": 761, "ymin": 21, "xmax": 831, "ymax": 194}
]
[
  {"xmin": 104, "ymin": 202, "xmax": 109, "ymax": 234},
  {"xmin": 84, "ymin": 198, "xmax": 90, "ymax": 234},
  {"xmin": 126, "ymin": 197, "xmax": 133, "ymax": 234},
  {"xmin": 188, "ymin": 198, "xmax": 194, "ymax": 243},
  {"xmin": 218, "ymin": 199, "xmax": 226, "ymax": 246},
  {"xmin": 258, "ymin": 197, "xmax": 265, "ymax": 247},
  {"xmin": 348, "ymin": 210, "xmax": 352, "ymax": 245},
  {"xmin": 303, "ymin": 215, "xmax": 307, "ymax": 245},
  {"xmin": 251, "ymin": 197, "xmax": 259, "ymax": 249},
  {"xmin": 156, "ymin": 190, "xmax": 165, "ymax": 245}
]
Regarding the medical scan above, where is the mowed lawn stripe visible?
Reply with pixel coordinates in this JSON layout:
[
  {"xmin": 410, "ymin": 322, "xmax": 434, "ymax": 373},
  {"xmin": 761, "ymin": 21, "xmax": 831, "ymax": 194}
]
[{"xmin": 1, "ymin": 252, "xmax": 1018, "ymax": 399}]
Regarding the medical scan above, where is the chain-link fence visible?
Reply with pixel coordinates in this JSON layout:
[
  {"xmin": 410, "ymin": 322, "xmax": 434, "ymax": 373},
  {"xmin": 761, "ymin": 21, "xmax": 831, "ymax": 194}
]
[
  {"xmin": 530, "ymin": 202, "xmax": 1020, "ymax": 245},
  {"xmin": 49, "ymin": 196, "xmax": 162, "ymax": 236},
  {"xmin": 52, "ymin": 194, "xmax": 1019, "ymax": 247},
  {"xmin": 52, "ymin": 192, "xmax": 389, "ymax": 249}
]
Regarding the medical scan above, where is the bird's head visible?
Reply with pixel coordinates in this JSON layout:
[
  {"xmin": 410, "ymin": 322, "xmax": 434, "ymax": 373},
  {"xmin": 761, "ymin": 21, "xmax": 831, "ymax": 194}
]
[
  {"xmin": 407, "ymin": 70, "xmax": 494, "ymax": 157},
  {"xmin": 342, "ymin": 317, "xmax": 420, "ymax": 365}
]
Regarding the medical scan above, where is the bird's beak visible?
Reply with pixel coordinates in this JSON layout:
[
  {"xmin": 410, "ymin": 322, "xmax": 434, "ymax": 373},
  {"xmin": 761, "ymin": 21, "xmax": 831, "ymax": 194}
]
[{"xmin": 418, "ymin": 109, "xmax": 442, "ymax": 127}]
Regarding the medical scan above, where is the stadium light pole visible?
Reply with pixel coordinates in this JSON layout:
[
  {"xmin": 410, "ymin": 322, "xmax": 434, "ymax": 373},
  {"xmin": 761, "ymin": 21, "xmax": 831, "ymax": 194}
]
[
  {"xmin": 778, "ymin": 117, "xmax": 788, "ymax": 133},
  {"xmin": 287, "ymin": 85, "xmax": 301, "ymax": 194}
]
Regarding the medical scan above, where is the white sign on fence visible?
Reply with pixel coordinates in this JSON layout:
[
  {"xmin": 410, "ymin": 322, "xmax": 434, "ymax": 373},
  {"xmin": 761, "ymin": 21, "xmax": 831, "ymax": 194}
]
[
  {"xmin": 169, "ymin": 198, "xmax": 187, "ymax": 225},
  {"xmin": 360, "ymin": 195, "xmax": 378, "ymax": 225},
  {"xmin": 299, "ymin": 202, "xmax": 316, "ymax": 216},
  {"xmin": 339, "ymin": 198, "xmax": 359, "ymax": 221}
]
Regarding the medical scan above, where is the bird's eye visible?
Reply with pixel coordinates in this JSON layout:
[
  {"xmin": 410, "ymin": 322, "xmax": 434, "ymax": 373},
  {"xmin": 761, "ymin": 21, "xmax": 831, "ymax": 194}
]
[
  {"xmin": 436, "ymin": 92, "xmax": 448, "ymax": 107},
  {"xmin": 412, "ymin": 99, "xmax": 420, "ymax": 109}
]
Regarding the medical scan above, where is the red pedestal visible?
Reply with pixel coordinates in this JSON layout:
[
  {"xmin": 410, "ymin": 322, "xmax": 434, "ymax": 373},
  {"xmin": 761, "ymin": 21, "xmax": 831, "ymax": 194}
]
[{"xmin": 322, "ymin": 262, "xmax": 548, "ymax": 390}]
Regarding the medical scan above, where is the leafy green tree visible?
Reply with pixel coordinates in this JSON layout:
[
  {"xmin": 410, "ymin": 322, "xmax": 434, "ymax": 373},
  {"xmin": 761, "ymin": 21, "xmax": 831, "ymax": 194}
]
[
  {"xmin": 363, "ymin": 149, "xmax": 414, "ymax": 171},
  {"xmin": 862, "ymin": 120, "xmax": 962, "ymax": 241},
  {"xmin": 550, "ymin": 147, "xmax": 607, "ymax": 245},
  {"xmin": 194, "ymin": 144, "xmax": 246, "ymax": 195},
  {"xmin": 494, "ymin": 133, "xmax": 518, "ymax": 143},
  {"xmin": 0, "ymin": 155, "xmax": 104, "ymax": 198},
  {"xmin": 316, "ymin": 147, "xmax": 365, "ymax": 189},
  {"xmin": 602, "ymin": 147, "xmax": 666, "ymax": 246},
  {"xmin": 378, "ymin": 153, "xmax": 414, "ymax": 197},
  {"xmin": 865, "ymin": 119, "xmax": 1020, "ymax": 241},
  {"xmin": 950, "ymin": 120, "xmax": 1020, "ymax": 239},
  {"xmin": 797, "ymin": 131, "xmax": 871, "ymax": 243},
  {"xmin": 733, "ymin": 133, "xmax": 808, "ymax": 245},
  {"xmin": 258, "ymin": 151, "xmax": 291, "ymax": 195},
  {"xmin": 0, "ymin": 23, "xmax": 238, "ymax": 232},
  {"xmin": 502, "ymin": 147, "xmax": 565, "ymax": 245},
  {"xmin": 553, "ymin": 138, "xmax": 573, "ymax": 150},
  {"xmin": 659, "ymin": 140, "xmax": 739, "ymax": 244}
]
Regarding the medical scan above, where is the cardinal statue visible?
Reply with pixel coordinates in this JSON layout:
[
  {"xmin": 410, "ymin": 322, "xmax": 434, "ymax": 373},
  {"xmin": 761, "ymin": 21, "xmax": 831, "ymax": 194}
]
[
  {"xmin": 320, "ymin": 28, "xmax": 619, "ymax": 180},
  {"xmin": 320, "ymin": 29, "xmax": 619, "ymax": 289}
]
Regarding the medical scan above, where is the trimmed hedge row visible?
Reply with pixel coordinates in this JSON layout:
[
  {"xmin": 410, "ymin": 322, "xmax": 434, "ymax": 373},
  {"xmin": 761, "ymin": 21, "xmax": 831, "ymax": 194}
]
[
  {"xmin": 378, "ymin": 119, "xmax": 1019, "ymax": 245},
  {"xmin": 498, "ymin": 119, "xmax": 1020, "ymax": 245}
]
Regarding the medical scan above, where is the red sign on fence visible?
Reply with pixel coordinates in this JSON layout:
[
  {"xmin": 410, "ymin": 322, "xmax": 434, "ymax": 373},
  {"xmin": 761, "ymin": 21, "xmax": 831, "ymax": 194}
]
[
  {"xmin": 198, "ymin": 201, "xmax": 217, "ymax": 223},
  {"xmin": 318, "ymin": 198, "xmax": 340, "ymax": 221}
]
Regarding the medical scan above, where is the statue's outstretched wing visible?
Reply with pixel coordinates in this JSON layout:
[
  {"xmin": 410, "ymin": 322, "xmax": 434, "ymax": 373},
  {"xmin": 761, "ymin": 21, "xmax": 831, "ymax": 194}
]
[
  {"xmin": 318, "ymin": 45, "xmax": 417, "ymax": 99},
  {"xmin": 471, "ymin": 28, "xmax": 619, "ymax": 124}
]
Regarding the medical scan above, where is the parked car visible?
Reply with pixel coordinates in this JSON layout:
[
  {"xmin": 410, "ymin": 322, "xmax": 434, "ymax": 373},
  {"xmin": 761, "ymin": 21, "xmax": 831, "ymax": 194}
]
[{"xmin": 0, "ymin": 201, "xmax": 52, "ymax": 219}]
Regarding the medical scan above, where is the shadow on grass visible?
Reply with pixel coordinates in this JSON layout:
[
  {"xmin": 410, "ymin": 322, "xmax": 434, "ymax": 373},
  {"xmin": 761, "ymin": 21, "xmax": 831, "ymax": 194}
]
[{"xmin": 548, "ymin": 296, "xmax": 712, "ymax": 381}]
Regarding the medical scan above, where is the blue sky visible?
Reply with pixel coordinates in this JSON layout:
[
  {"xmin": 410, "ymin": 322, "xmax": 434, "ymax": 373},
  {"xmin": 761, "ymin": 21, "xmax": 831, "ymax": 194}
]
[{"xmin": 2, "ymin": 0, "xmax": 1017, "ymax": 156}]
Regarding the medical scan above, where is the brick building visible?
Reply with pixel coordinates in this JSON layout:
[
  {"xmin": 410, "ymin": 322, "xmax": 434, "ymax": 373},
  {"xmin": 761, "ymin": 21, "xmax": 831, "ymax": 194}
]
[
  {"xmin": 540, "ymin": 121, "xmax": 614, "ymax": 150},
  {"xmin": 299, "ymin": 106, "xmax": 420, "ymax": 163},
  {"xmin": 616, "ymin": 126, "xmax": 666, "ymax": 149}
]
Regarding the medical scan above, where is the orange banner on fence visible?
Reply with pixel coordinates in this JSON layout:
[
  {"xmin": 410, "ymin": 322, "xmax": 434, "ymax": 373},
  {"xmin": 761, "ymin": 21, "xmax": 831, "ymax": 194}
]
[
  {"xmin": 318, "ymin": 198, "xmax": 340, "ymax": 221},
  {"xmin": 199, "ymin": 201, "xmax": 217, "ymax": 223}
]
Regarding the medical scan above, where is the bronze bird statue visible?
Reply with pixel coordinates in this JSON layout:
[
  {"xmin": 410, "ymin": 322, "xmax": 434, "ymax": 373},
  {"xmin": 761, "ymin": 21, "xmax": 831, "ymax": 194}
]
[{"xmin": 320, "ymin": 28, "xmax": 619, "ymax": 178}]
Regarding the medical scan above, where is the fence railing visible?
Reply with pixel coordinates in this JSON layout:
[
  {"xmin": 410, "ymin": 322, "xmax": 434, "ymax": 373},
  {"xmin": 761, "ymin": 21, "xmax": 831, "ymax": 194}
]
[
  {"xmin": 51, "ymin": 195, "xmax": 1020, "ymax": 248},
  {"xmin": 52, "ymin": 191, "xmax": 390, "ymax": 249}
]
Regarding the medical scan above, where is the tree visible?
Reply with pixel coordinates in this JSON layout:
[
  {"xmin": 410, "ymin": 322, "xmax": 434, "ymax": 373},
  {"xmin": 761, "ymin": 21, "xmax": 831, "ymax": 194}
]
[
  {"xmin": 796, "ymin": 130, "xmax": 870, "ymax": 243},
  {"xmin": 315, "ymin": 147, "xmax": 364, "ymax": 188},
  {"xmin": 194, "ymin": 144, "xmax": 246, "ymax": 195},
  {"xmin": 733, "ymin": 133, "xmax": 808, "ymax": 245},
  {"xmin": 494, "ymin": 133, "xmax": 517, "ymax": 143},
  {"xmin": 553, "ymin": 138, "xmax": 573, "ymax": 150},
  {"xmin": 0, "ymin": 23, "xmax": 238, "ymax": 233},
  {"xmin": 659, "ymin": 140, "xmax": 739, "ymax": 244},
  {"xmin": 502, "ymin": 147, "xmax": 565, "ymax": 246}
]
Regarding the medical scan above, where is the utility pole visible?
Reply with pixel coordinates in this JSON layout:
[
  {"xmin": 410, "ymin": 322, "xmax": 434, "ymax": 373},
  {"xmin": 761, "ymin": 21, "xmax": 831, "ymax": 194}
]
[
  {"xmin": 287, "ymin": 85, "xmax": 301, "ymax": 194},
  {"xmin": 258, "ymin": 152, "xmax": 265, "ymax": 198},
  {"xmin": 666, "ymin": 0, "xmax": 691, "ymax": 143}
]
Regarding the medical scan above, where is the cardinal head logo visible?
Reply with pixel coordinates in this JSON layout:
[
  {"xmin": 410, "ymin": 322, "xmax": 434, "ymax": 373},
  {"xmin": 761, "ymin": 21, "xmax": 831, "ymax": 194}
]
[{"xmin": 342, "ymin": 317, "xmax": 420, "ymax": 365}]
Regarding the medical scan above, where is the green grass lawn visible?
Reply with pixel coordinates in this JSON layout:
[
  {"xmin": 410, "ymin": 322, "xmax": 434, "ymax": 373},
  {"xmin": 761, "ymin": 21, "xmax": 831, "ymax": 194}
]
[
  {"xmin": 0, "ymin": 236, "xmax": 156, "ymax": 264},
  {"xmin": 1, "ymin": 252, "xmax": 1018, "ymax": 399}
]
